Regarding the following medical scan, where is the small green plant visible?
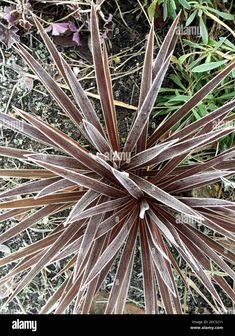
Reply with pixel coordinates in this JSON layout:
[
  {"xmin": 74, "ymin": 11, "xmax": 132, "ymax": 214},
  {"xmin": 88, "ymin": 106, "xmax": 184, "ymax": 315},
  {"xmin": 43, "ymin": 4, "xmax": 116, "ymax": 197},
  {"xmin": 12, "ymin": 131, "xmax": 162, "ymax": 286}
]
[
  {"xmin": 185, "ymin": 0, "xmax": 234, "ymax": 44},
  {"xmin": 0, "ymin": 4, "xmax": 235, "ymax": 314},
  {"xmin": 145, "ymin": 0, "xmax": 234, "ymax": 44},
  {"xmin": 180, "ymin": 37, "xmax": 235, "ymax": 72},
  {"xmin": 155, "ymin": 35, "xmax": 235, "ymax": 150}
]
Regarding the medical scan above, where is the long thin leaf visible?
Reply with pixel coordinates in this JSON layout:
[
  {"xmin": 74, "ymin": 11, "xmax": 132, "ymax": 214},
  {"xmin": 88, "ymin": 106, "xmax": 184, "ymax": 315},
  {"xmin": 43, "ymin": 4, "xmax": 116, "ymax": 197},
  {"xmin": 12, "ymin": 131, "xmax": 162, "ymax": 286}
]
[
  {"xmin": 111, "ymin": 168, "xmax": 143, "ymax": 199},
  {"xmin": 0, "ymin": 177, "xmax": 60, "ymax": 200},
  {"xmin": 83, "ymin": 119, "xmax": 112, "ymax": 154},
  {"xmin": 148, "ymin": 61, "xmax": 235, "ymax": 147},
  {"xmin": 0, "ymin": 169, "xmax": 55, "ymax": 178},
  {"xmin": 82, "ymin": 209, "xmax": 138, "ymax": 288},
  {"xmin": 72, "ymin": 196, "xmax": 132, "ymax": 222},
  {"xmin": 124, "ymin": 139, "xmax": 178, "ymax": 171},
  {"xmin": 131, "ymin": 174, "xmax": 201, "ymax": 219},
  {"xmin": 15, "ymin": 44, "xmax": 84, "ymax": 129},
  {"xmin": 136, "ymin": 21, "xmax": 154, "ymax": 153},
  {"xmin": 0, "ymin": 191, "xmax": 84, "ymax": 209},
  {"xmin": 0, "ymin": 112, "xmax": 56, "ymax": 147},
  {"xmin": 0, "ymin": 204, "xmax": 63, "ymax": 244},
  {"xmin": 104, "ymin": 223, "xmax": 138, "ymax": 314},
  {"xmin": 20, "ymin": 111, "xmax": 117, "ymax": 183},
  {"xmin": 169, "ymin": 98, "xmax": 235, "ymax": 141},
  {"xmin": 139, "ymin": 220, "xmax": 157, "ymax": 314},
  {"xmin": 4, "ymin": 219, "xmax": 85, "ymax": 305},
  {"xmin": 123, "ymin": 54, "xmax": 172, "ymax": 154},
  {"xmin": 91, "ymin": 4, "xmax": 120, "ymax": 151},
  {"xmin": 35, "ymin": 178, "xmax": 76, "ymax": 198},
  {"xmin": 28, "ymin": 157, "xmax": 125, "ymax": 198}
]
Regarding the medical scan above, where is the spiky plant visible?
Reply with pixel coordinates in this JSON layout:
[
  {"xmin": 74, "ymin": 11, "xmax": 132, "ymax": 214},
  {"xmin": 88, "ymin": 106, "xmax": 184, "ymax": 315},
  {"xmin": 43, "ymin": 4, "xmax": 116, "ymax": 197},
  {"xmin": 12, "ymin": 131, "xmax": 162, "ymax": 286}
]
[{"xmin": 1, "ymin": 4, "xmax": 235, "ymax": 314}]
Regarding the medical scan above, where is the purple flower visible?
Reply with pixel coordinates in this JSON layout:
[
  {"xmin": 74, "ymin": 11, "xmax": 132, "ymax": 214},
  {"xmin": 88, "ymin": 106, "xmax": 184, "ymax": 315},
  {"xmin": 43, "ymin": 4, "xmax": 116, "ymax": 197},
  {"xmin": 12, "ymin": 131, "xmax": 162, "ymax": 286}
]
[
  {"xmin": 45, "ymin": 22, "xmax": 78, "ymax": 36},
  {"xmin": 44, "ymin": 21, "xmax": 81, "ymax": 46},
  {"xmin": 45, "ymin": 23, "xmax": 69, "ymax": 36},
  {"xmin": 68, "ymin": 22, "xmax": 77, "ymax": 32},
  {"xmin": 72, "ymin": 32, "xmax": 81, "ymax": 46},
  {"xmin": 3, "ymin": 6, "xmax": 17, "ymax": 27},
  {"xmin": 106, "ymin": 13, "xmax": 113, "ymax": 24},
  {"xmin": 0, "ymin": 25, "xmax": 20, "ymax": 49}
]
